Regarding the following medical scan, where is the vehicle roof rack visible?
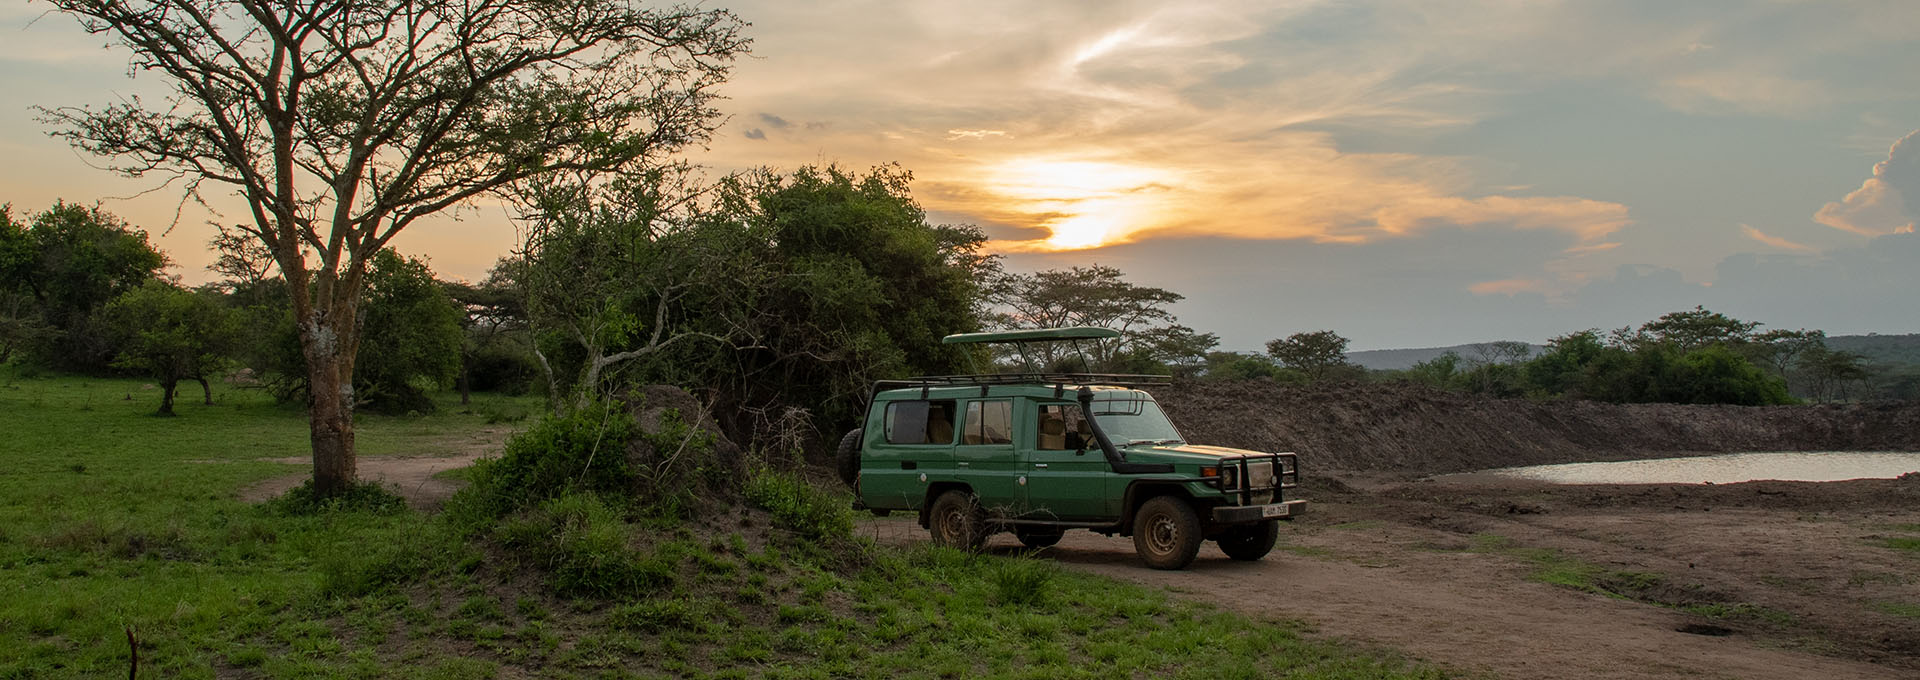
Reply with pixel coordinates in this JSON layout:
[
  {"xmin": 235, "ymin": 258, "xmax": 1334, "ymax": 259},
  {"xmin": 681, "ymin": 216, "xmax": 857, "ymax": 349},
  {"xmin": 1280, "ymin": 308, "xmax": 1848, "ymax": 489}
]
[
  {"xmin": 874, "ymin": 372, "xmax": 1172, "ymax": 397},
  {"xmin": 941, "ymin": 326, "xmax": 1120, "ymax": 345}
]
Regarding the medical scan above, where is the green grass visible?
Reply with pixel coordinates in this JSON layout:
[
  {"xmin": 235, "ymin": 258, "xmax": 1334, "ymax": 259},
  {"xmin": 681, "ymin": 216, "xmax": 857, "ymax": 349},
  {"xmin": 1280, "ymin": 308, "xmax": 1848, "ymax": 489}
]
[
  {"xmin": 1880, "ymin": 537, "xmax": 1920, "ymax": 554},
  {"xmin": 0, "ymin": 373, "xmax": 1452, "ymax": 679},
  {"xmin": 1872, "ymin": 601, "xmax": 1920, "ymax": 620},
  {"xmin": 1467, "ymin": 534, "xmax": 1794, "ymax": 627}
]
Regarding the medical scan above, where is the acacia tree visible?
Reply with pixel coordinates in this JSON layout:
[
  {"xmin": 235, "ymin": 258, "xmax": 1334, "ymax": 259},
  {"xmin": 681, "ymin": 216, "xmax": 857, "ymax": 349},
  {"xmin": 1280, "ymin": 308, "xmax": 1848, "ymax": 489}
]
[
  {"xmin": 1266, "ymin": 330, "xmax": 1358, "ymax": 382},
  {"xmin": 40, "ymin": 0, "xmax": 748, "ymax": 495},
  {"xmin": 102, "ymin": 281, "xmax": 236, "ymax": 415},
  {"xmin": 992, "ymin": 265, "xmax": 1208, "ymax": 370}
]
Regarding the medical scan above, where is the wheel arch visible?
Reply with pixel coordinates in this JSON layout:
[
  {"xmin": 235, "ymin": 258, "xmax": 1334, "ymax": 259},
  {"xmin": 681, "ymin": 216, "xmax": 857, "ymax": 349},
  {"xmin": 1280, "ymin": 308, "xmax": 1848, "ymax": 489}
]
[
  {"xmin": 1119, "ymin": 481, "xmax": 1207, "ymax": 537},
  {"xmin": 919, "ymin": 481, "xmax": 974, "ymax": 528}
]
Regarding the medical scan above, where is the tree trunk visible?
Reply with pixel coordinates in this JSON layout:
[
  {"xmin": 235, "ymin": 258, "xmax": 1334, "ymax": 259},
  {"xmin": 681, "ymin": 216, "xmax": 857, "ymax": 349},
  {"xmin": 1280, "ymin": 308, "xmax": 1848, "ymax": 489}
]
[
  {"xmin": 302, "ymin": 316, "xmax": 359, "ymax": 496},
  {"xmin": 458, "ymin": 355, "xmax": 471, "ymax": 406},
  {"xmin": 157, "ymin": 378, "xmax": 177, "ymax": 417},
  {"xmin": 197, "ymin": 375, "xmax": 213, "ymax": 405}
]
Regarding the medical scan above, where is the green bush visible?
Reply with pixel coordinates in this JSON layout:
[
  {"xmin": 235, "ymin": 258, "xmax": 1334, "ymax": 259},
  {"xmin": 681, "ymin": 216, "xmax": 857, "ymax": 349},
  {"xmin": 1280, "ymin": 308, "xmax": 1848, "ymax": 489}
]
[
  {"xmin": 743, "ymin": 469, "xmax": 852, "ymax": 542},
  {"xmin": 457, "ymin": 401, "xmax": 636, "ymax": 521}
]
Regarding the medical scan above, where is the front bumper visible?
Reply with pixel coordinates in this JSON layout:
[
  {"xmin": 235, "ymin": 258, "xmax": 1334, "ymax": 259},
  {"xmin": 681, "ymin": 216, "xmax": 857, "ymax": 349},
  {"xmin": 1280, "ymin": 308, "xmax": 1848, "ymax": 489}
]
[{"xmin": 1213, "ymin": 499, "xmax": 1307, "ymax": 523}]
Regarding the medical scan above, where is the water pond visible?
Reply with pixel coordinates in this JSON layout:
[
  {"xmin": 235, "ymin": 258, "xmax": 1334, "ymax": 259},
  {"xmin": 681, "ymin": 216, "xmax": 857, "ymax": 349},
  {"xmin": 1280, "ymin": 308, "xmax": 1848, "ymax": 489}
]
[{"xmin": 1453, "ymin": 451, "xmax": 1920, "ymax": 485}]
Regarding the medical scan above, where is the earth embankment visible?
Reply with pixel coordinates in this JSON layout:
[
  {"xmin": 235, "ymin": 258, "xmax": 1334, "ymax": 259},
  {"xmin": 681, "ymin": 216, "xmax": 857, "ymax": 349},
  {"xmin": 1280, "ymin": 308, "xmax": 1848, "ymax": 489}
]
[{"xmin": 1161, "ymin": 380, "xmax": 1920, "ymax": 473}]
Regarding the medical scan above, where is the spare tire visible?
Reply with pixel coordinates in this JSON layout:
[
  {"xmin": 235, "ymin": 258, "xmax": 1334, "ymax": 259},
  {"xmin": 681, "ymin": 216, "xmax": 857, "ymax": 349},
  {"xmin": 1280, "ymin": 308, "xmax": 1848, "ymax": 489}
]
[{"xmin": 834, "ymin": 428, "xmax": 864, "ymax": 487}]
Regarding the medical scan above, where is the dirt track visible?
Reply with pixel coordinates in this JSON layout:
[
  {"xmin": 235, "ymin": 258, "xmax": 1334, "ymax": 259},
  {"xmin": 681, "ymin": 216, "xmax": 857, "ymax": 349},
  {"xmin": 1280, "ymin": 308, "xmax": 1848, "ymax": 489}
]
[
  {"xmin": 238, "ymin": 425, "xmax": 513, "ymax": 509},
  {"xmin": 865, "ymin": 476, "xmax": 1920, "ymax": 679}
]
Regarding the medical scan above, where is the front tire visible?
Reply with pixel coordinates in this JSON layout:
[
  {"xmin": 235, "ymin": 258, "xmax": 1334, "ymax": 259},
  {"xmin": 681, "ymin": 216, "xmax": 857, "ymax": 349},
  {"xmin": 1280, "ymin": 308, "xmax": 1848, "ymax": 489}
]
[
  {"xmin": 833, "ymin": 428, "xmax": 863, "ymax": 488},
  {"xmin": 928, "ymin": 490, "xmax": 987, "ymax": 551},
  {"xmin": 1217, "ymin": 521, "xmax": 1279, "ymax": 561},
  {"xmin": 1132, "ymin": 496, "xmax": 1202, "ymax": 570}
]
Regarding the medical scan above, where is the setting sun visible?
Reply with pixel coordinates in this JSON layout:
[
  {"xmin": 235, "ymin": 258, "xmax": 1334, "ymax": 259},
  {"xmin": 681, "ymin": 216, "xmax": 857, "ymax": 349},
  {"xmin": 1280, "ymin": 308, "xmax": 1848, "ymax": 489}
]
[{"xmin": 984, "ymin": 159, "xmax": 1176, "ymax": 250}]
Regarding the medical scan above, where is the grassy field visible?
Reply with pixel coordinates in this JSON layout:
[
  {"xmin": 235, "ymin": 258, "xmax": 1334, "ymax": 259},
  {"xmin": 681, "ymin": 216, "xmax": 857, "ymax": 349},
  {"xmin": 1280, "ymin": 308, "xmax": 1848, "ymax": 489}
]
[{"xmin": 0, "ymin": 374, "xmax": 1449, "ymax": 679}]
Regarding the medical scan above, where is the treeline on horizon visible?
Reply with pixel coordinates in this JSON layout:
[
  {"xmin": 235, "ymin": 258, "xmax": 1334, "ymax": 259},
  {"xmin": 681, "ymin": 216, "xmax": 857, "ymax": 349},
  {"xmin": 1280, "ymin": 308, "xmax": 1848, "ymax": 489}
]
[{"xmin": 3, "ymin": 185, "xmax": 1912, "ymax": 434}]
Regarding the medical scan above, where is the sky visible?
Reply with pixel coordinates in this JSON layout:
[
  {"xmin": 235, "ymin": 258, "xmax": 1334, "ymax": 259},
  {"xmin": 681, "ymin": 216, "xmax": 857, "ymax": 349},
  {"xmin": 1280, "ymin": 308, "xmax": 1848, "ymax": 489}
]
[{"xmin": 5, "ymin": 0, "xmax": 1920, "ymax": 350}]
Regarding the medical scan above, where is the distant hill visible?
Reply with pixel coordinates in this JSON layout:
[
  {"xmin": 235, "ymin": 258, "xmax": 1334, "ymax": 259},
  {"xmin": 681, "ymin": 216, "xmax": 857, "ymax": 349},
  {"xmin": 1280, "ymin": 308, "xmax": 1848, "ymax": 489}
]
[
  {"xmin": 1347, "ymin": 343, "xmax": 1544, "ymax": 371},
  {"xmin": 1346, "ymin": 334, "xmax": 1920, "ymax": 371},
  {"xmin": 1826, "ymin": 334, "xmax": 1920, "ymax": 366}
]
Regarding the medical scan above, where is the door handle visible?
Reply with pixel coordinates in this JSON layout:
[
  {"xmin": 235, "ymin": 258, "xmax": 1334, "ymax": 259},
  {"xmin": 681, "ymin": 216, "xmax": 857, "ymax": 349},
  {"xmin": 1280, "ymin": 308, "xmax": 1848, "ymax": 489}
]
[{"xmin": 1033, "ymin": 463, "xmax": 1049, "ymax": 468}]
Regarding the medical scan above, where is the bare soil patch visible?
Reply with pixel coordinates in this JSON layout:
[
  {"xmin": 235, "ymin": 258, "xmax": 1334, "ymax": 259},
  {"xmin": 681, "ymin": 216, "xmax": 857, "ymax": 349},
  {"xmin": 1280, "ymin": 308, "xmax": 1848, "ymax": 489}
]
[
  {"xmin": 862, "ymin": 474, "xmax": 1920, "ymax": 679},
  {"xmin": 238, "ymin": 424, "xmax": 515, "ymax": 509}
]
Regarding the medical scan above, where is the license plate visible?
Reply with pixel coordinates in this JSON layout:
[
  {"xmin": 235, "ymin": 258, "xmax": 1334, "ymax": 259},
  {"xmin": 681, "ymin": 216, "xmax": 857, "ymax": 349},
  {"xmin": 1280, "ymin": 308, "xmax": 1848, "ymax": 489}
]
[{"xmin": 1261, "ymin": 504, "xmax": 1289, "ymax": 518}]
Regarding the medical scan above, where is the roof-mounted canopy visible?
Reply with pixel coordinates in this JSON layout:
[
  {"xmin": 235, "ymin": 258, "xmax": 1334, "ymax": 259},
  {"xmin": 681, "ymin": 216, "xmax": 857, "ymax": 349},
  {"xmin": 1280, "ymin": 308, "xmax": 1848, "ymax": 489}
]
[{"xmin": 941, "ymin": 326, "xmax": 1120, "ymax": 345}]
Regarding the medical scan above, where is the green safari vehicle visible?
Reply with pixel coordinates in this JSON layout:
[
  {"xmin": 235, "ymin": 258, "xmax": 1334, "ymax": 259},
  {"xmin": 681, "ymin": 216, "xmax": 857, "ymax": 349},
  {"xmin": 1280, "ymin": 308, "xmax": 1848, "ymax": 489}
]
[{"xmin": 834, "ymin": 327, "xmax": 1304, "ymax": 570}]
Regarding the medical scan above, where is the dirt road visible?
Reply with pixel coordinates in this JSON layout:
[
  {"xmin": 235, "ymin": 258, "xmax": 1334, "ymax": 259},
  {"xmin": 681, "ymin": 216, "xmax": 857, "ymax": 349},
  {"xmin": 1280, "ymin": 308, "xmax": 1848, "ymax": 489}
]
[{"xmin": 863, "ymin": 476, "xmax": 1920, "ymax": 680}]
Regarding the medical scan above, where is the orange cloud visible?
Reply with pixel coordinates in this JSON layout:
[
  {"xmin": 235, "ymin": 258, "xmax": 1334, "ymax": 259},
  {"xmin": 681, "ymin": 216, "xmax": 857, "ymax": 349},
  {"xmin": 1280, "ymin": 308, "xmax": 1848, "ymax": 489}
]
[
  {"xmin": 1815, "ymin": 130, "xmax": 1920, "ymax": 236},
  {"xmin": 1469, "ymin": 279, "xmax": 1550, "ymax": 296},
  {"xmin": 1738, "ymin": 224, "xmax": 1816, "ymax": 252}
]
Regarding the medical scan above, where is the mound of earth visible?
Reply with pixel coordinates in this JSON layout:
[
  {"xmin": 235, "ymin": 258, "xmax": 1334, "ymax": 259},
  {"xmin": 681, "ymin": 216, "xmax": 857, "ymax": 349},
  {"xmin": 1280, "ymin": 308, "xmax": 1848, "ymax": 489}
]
[{"xmin": 1161, "ymin": 380, "xmax": 1920, "ymax": 473}]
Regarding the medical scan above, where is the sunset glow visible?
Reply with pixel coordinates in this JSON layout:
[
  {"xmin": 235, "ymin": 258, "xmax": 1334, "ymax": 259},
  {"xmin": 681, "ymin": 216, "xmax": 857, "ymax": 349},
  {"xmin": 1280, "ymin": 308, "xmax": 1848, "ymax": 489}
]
[
  {"xmin": 984, "ymin": 159, "xmax": 1176, "ymax": 250},
  {"xmin": 6, "ymin": 0, "xmax": 1920, "ymax": 349}
]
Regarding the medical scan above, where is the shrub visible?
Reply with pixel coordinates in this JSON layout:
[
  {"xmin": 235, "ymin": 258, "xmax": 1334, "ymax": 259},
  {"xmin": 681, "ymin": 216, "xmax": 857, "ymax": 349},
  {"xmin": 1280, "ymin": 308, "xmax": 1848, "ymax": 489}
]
[
  {"xmin": 461, "ymin": 400, "xmax": 636, "ymax": 519},
  {"xmin": 743, "ymin": 469, "xmax": 852, "ymax": 542}
]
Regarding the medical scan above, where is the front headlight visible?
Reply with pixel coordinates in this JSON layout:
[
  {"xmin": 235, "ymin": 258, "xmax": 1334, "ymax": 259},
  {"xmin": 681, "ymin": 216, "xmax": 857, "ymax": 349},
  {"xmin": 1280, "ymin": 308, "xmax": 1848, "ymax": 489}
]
[{"xmin": 1218, "ymin": 466, "xmax": 1238, "ymax": 490}]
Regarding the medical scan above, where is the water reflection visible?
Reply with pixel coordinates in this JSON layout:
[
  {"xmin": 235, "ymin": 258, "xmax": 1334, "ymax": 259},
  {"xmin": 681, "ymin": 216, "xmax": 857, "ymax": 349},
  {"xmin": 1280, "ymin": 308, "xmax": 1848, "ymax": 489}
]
[{"xmin": 1461, "ymin": 452, "xmax": 1920, "ymax": 485}]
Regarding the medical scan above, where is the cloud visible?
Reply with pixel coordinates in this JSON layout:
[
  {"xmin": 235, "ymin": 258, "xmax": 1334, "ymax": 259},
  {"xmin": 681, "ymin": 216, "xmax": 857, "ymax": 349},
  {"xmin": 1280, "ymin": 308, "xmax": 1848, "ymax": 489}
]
[
  {"xmin": 1738, "ymin": 224, "xmax": 1816, "ymax": 253},
  {"xmin": 742, "ymin": 128, "xmax": 766, "ymax": 141},
  {"xmin": 1814, "ymin": 129, "xmax": 1920, "ymax": 236},
  {"xmin": 945, "ymin": 129, "xmax": 1007, "ymax": 140},
  {"xmin": 757, "ymin": 113, "xmax": 793, "ymax": 129},
  {"xmin": 1469, "ymin": 279, "xmax": 1549, "ymax": 296},
  {"xmin": 1649, "ymin": 72, "xmax": 1828, "ymax": 118}
]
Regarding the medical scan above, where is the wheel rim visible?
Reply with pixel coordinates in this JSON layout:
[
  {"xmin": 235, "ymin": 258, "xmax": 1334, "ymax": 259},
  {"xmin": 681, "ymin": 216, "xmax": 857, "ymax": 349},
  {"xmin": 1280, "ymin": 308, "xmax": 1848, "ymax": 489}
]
[
  {"xmin": 938, "ymin": 506, "xmax": 966, "ymax": 543},
  {"xmin": 1144, "ymin": 511, "xmax": 1178, "ymax": 555}
]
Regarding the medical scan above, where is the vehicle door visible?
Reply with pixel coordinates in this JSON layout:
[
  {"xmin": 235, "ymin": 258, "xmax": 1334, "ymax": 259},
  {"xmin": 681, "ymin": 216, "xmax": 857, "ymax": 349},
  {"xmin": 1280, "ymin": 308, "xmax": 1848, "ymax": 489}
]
[
  {"xmin": 1020, "ymin": 401, "xmax": 1107, "ymax": 520},
  {"xmin": 862, "ymin": 398, "xmax": 957, "ymax": 511},
  {"xmin": 955, "ymin": 398, "xmax": 1020, "ymax": 515}
]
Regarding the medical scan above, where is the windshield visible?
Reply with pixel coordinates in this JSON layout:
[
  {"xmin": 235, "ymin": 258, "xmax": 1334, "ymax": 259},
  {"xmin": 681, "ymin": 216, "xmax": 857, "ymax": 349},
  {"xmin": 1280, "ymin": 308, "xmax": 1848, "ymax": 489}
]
[{"xmin": 1090, "ymin": 399, "xmax": 1183, "ymax": 445}]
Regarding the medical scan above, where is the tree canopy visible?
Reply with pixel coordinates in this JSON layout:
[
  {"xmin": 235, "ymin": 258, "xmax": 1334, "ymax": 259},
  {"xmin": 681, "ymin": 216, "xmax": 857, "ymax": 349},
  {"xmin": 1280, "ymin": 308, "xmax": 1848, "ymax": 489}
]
[
  {"xmin": 41, "ymin": 0, "xmax": 750, "ymax": 494},
  {"xmin": 0, "ymin": 202, "xmax": 167, "ymax": 371},
  {"xmin": 101, "ymin": 281, "xmax": 235, "ymax": 415},
  {"xmin": 990, "ymin": 264, "xmax": 1216, "ymax": 373},
  {"xmin": 1266, "ymin": 330, "xmax": 1359, "ymax": 382}
]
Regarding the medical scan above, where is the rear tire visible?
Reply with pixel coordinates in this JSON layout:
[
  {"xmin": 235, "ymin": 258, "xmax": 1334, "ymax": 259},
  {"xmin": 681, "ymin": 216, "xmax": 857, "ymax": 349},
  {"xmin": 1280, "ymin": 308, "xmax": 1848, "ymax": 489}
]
[
  {"xmin": 1132, "ymin": 496, "xmax": 1202, "ymax": 570},
  {"xmin": 833, "ymin": 428, "xmax": 863, "ymax": 488},
  {"xmin": 928, "ymin": 490, "xmax": 987, "ymax": 551},
  {"xmin": 1014, "ymin": 527, "xmax": 1064, "ymax": 549},
  {"xmin": 1217, "ymin": 521, "xmax": 1279, "ymax": 561}
]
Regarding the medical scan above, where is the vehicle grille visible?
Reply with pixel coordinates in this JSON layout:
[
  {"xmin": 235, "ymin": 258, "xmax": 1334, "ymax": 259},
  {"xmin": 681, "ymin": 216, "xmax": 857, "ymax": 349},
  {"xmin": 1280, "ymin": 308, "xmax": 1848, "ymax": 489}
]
[
  {"xmin": 1236, "ymin": 460, "xmax": 1276, "ymax": 505},
  {"xmin": 1248, "ymin": 461, "xmax": 1275, "ymax": 490}
]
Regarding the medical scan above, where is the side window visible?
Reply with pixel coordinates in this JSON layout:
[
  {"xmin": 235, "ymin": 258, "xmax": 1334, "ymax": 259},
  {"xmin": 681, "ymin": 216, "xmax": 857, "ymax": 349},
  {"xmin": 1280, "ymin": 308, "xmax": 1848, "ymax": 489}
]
[
  {"xmin": 963, "ymin": 400, "xmax": 1013, "ymax": 445},
  {"xmin": 885, "ymin": 400, "xmax": 956, "ymax": 445},
  {"xmin": 1036, "ymin": 404, "xmax": 1089, "ymax": 451}
]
